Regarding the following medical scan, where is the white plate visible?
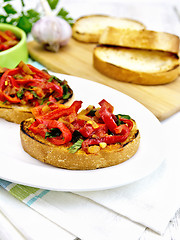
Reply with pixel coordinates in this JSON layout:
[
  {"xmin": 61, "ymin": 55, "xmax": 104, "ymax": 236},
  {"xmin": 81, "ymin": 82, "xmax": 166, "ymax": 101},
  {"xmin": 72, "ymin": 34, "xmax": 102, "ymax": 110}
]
[{"xmin": 0, "ymin": 73, "xmax": 165, "ymax": 192}]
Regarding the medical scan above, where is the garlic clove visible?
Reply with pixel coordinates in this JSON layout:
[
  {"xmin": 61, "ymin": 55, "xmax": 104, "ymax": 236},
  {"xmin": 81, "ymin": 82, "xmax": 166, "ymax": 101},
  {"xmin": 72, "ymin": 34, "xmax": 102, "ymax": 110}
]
[{"xmin": 31, "ymin": 15, "xmax": 72, "ymax": 52}]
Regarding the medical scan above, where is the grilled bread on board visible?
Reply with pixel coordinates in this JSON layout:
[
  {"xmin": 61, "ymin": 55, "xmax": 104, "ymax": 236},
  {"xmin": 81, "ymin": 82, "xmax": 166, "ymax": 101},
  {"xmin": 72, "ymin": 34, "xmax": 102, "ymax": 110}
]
[
  {"xmin": 72, "ymin": 14, "xmax": 145, "ymax": 43},
  {"xmin": 0, "ymin": 61, "xmax": 74, "ymax": 123},
  {"xmin": 99, "ymin": 27, "xmax": 180, "ymax": 54},
  {"xmin": 20, "ymin": 99, "xmax": 140, "ymax": 170},
  {"xmin": 93, "ymin": 45, "xmax": 179, "ymax": 85},
  {"xmin": 93, "ymin": 27, "xmax": 180, "ymax": 85}
]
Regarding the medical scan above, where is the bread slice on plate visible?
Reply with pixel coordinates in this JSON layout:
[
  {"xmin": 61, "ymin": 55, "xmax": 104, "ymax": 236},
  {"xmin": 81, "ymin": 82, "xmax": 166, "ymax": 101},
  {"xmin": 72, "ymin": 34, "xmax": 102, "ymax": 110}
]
[
  {"xmin": 93, "ymin": 45, "xmax": 180, "ymax": 85},
  {"xmin": 72, "ymin": 15, "xmax": 145, "ymax": 43},
  {"xmin": 20, "ymin": 99, "xmax": 140, "ymax": 170},
  {"xmin": 99, "ymin": 27, "xmax": 180, "ymax": 54},
  {"xmin": 0, "ymin": 62, "xmax": 74, "ymax": 123}
]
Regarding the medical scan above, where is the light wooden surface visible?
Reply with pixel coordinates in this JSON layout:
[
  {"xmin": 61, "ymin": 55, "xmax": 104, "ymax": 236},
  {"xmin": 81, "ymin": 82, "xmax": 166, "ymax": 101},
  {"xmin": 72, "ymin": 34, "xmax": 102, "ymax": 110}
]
[{"xmin": 28, "ymin": 39, "xmax": 180, "ymax": 121}]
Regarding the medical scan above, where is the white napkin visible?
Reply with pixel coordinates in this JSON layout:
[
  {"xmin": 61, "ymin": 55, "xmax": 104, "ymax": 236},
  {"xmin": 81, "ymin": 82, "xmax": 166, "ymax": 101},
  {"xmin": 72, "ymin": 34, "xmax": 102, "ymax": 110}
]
[
  {"xmin": 76, "ymin": 112, "xmax": 180, "ymax": 235},
  {"xmin": 0, "ymin": 186, "xmax": 145, "ymax": 240},
  {"xmin": 0, "ymin": 188, "xmax": 75, "ymax": 240}
]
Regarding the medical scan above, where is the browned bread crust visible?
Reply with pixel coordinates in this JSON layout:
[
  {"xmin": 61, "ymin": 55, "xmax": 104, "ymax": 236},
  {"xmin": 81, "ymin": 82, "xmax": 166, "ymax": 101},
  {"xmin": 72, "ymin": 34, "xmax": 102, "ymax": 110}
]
[
  {"xmin": 20, "ymin": 118, "xmax": 140, "ymax": 170},
  {"xmin": 93, "ymin": 45, "xmax": 180, "ymax": 85},
  {"xmin": 72, "ymin": 15, "xmax": 145, "ymax": 43},
  {"xmin": 0, "ymin": 104, "xmax": 32, "ymax": 124},
  {"xmin": 99, "ymin": 27, "xmax": 180, "ymax": 54}
]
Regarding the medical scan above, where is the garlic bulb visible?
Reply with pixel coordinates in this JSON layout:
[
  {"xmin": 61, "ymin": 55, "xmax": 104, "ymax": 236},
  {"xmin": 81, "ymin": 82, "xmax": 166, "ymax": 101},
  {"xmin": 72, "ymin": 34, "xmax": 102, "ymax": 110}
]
[{"xmin": 32, "ymin": 16, "xmax": 72, "ymax": 52}]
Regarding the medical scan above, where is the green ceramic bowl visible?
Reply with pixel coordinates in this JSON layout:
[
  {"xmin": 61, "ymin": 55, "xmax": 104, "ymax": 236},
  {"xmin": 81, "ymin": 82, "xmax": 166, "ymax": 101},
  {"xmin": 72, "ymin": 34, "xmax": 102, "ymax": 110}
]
[{"xmin": 0, "ymin": 23, "xmax": 28, "ymax": 68}]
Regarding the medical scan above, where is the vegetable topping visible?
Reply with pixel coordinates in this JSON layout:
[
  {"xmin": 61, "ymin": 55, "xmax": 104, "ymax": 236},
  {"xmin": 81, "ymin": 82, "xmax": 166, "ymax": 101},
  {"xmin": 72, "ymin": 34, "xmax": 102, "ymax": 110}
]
[
  {"xmin": 0, "ymin": 61, "xmax": 73, "ymax": 106},
  {"xmin": 29, "ymin": 99, "xmax": 134, "ymax": 154},
  {"xmin": 0, "ymin": 30, "xmax": 19, "ymax": 52}
]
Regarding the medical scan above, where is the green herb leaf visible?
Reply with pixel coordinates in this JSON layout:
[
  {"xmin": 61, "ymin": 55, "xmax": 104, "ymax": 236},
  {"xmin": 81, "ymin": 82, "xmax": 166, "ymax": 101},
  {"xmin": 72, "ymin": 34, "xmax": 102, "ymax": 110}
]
[
  {"xmin": 45, "ymin": 128, "xmax": 61, "ymax": 139},
  {"xmin": 57, "ymin": 8, "xmax": 74, "ymax": 26},
  {"xmin": 118, "ymin": 114, "xmax": 131, "ymax": 119},
  {"xmin": 17, "ymin": 14, "xmax": 32, "ymax": 34},
  {"xmin": 20, "ymin": 0, "xmax": 25, "ymax": 7},
  {"xmin": 30, "ymin": 90, "xmax": 40, "ymax": 99},
  {"xmin": 17, "ymin": 89, "xmax": 25, "ymax": 99},
  {"xmin": 0, "ymin": 15, "xmax": 7, "ymax": 23},
  {"xmin": 3, "ymin": 4, "xmax": 17, "ymax": 14},
  {"xmin": 26, "ymin": 9, "xmax": 40, "ymax": 22},
  {"xmin": 87, "ymin": 109, "xmax": 96, "ymax": 117},
  {"xmin": 48, "ymin": 75, "xmax": 59, "ymax": 82},
  {"xmin": 62, "ymin": 85, "xmax": 71, "ymax": 99},
  {"xmin": 47, "ymin": 0, "xmax": 59, "ymax": 10},
  {"xmin": 68, "ymin": 139, "xmax": 84, "ymax": 153},
  {"xmin": 116, "ymin": 114, "xmax": 131, "ymax": 126}
]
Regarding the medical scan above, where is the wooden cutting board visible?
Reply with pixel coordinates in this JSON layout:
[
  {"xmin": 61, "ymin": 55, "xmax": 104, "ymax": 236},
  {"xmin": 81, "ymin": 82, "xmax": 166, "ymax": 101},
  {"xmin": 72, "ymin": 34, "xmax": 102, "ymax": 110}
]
[{"xmin": 28, "ymin": 38, "xmax": 180, "ymax": 121}]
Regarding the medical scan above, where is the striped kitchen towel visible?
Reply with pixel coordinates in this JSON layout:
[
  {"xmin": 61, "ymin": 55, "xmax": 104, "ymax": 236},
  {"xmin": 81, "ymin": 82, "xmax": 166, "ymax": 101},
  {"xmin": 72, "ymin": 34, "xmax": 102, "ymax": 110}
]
[{"xmin": 0, "ymin": 179, "xmax": 145, "ymax": 240}]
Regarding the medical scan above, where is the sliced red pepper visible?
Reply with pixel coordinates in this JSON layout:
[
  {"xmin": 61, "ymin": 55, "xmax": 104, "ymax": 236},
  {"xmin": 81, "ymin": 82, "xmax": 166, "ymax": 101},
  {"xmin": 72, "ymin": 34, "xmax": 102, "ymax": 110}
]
[
  {"xmin": 99, "ymin": 99, "xmax": 114, "ymax": 113},
  {"xmin": 29, "ymin": 119, "xmax": 72, "ymax": 145},
  {"xmin": 82, "ymin": 133, "xmax": 130, "ymax": 152},
  {"xmin": 45, "ymin": 82, "xmax": 63, "ymax": 98},
  {"xmin": 91, "ymin": 124, "xmax": 108, "ymax": 138},
  {"xmin": 2, "ymin": 92, "xmax": 21, "ymax": 103},
  {"xmin": 32, "ymin": 102, "xmax": 67, "ymax": 118},
  {"xmin": 0, "ymin": 68, "xmax": 20, "ymax": 89},
  {"xmin": 99, "ymin": 104, "xmax": 117, "ymax": 132},
  {"xmin": 15, "ymin": 79, "xmax": 63, "ymax": 98},
  {"xmin": 118, "ymin": 118, "xmax": 133, "ymax": 131},
  {"xmin": 8, "ymin": 76, "xmax": 20, "ymax": 89},
  {"xmin": 29, "ymin": 121, "xmax": 47, "ymax": 137},
  {"xmin": 79, "ymin": 123, "xmax": 94, "ymax": 138},
  {"xmin": 114, "ymin": 124, "xmax": 130, "ymax": 135},
  {"xmin": 39, "ymin": 101, "xmax": 82, "ymax": 120},
  {"xmin": 27, "ymin": 65, "xmax": 50, "ymax": 80}
]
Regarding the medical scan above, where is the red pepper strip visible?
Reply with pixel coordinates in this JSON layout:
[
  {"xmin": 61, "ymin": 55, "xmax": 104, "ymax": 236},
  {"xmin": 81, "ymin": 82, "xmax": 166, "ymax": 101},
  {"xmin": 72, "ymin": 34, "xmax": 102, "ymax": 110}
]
[
  {"xmin": 79, "ymin": 123, "xmax": 94, "ymax": 138},
  {"xmin": 15, "ymin": 79, "xmax": 63, "ymax": 98},
  {"xmin": 48, "ymin": 95, "xmax": 57, "ymax": 103},
  {"xmin": 29, "ymin": 121, "xmax": 47, "ymax": 137},
  {"xmin": 31, "ymin": 102, "xmax": 65, "ymax": 118},
  {"xmin": 0, "ymin": 68, "xmax": 20, "ymax": 89},
  {"xmin": 99, "ymin": 99, "xmax": 114, "ymax": 113},
  {"xmin": 46, "ymin": 82, "xmax": 63, "ymax": 98},
  {"xmin": 8, "ymin": 76, "xmax": 20, "ymax": 89},
  {"xmin": 0, "ymin": 44, "xmax": 9, "ymax": 51},
  {"xmin": 118, "ymin": 118, "xmax": 133, "ymax": 131},
  {"xmin": 27, "ymin": 65, "xmax": 51, "ymax": 80},
  {"xmin": 114, "ymin": 124, "xmax": 130, "ymax": 135},
  {"xmin": 82, "ymin": 133, "xmax": 130, "ymax": 152},
  {"xmin": 39, "ymin": 101, "xmax": 82, "ymax": 120},
  {"xmin": 2, "ymin": 92, "xmax": 21, "ymax": 103},
  {"xmin": 91, "ymin": 124, "xmax": 108, "ymax": 138},
  {"xmin": 99, "ymin": 104, "xmax": 117, "ymax": 132},
  {"xmin": 29, "ymin": 119, "xmax": 72, "ymax": 145},
  {"xmin": 47, "ymin": 120, "xmax": 72, "ymax": 145},
  {"xmin": 79, "ymin": 123, "xmax": 108, "ymax": 138},
  {"xmin": 0, "ymin": 90, "xmax": 5, "ymax": 102}
]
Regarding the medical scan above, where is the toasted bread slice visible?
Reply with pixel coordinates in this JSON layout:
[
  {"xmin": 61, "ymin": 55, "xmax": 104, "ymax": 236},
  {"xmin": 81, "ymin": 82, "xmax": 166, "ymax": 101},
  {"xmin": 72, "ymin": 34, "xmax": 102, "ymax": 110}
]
[
  {"xmin": 0, "ymin": 104, "xmax": 33, "ymax": 124},
  {"xmin": 93, "ymin": 45, "xmax": 180, "ymax": 85},
  {"xmin": 72, "ymin": 15, "xmax": 145, "ymax": 43},
  {"xmin": 20, "ymin": 118, "xmax": 140, "ymax": 170},
  {"xmin": 99, "ymin": 27, "xmax": 180, "ymax": 54}
]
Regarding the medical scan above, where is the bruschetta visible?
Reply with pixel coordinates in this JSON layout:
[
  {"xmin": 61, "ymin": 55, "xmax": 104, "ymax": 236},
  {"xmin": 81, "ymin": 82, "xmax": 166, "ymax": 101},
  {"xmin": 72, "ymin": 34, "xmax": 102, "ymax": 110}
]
[
  {"xmin": 0, "ymin": 61, "xmax": 73, "ymax": 123},
  {"xmin": 20, "ymin": 99, "xmax": 140, "ymax": 170}
]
